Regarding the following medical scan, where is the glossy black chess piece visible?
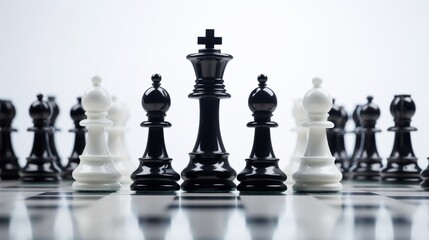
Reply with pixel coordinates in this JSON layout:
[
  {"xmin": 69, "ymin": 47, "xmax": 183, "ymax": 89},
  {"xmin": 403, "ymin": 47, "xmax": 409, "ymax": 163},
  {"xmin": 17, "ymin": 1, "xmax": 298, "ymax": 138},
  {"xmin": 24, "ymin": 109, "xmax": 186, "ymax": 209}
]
[
  {"xmin": 20, "ymin": 94, "xmax": 61, "ymax": 182},
  {"xmin": 381, "ymin": 95, "xmax": 421, "ymax": 182},
  {"xmin": 181, "ymin": 29, "xmax": 237, "ymax": 192},
  {"xmin": 348, "ymin": 105, "xmax": 362, "ymax": 171},
  {"xmin": 0, "ymin": 100, "xmax": 20, "ymax": 179},
  {"xmin": 421, "ymin": 159, "xmax": 429, "ymax": 190},
  {"xmin": 47, "ymin": 96, "xmax": 62, "ymax": 170},
  {"xmin": 62, "ymin": 97, "xmax": 87, "ymax": 180},
  {"xmin": 350, "ymin": 96, "xmax": 383, "ymax": 181},
  {"xmin": 327, "ymin": 99, "xmax": 349, "ymax": 178},
  {"xmin": 237, "ymin": 74, "xmax": 287, "ymax": 192},
  {"xmin": 131, "ymin": 74, "xmax": 180, "ymax": 191}
]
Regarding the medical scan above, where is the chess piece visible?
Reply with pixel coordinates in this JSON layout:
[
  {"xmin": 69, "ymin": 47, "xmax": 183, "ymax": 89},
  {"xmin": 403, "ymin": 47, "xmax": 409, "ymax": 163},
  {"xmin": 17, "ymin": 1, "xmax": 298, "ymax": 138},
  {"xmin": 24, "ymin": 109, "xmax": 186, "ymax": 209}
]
[
  {"xmin": 285, "ymin": 99, "xmax": 307, "ymax": 182},
  {"xmin": 20, "ymin": 94, "xmax": 61, "ymax": 182},
  {"xmin": 181, "ymin": 29, "xmax": 236, "ymax": 192},
  {"xmin": 72, "ymin": 76, "xmax": 121, "ymax": 191},
  {"xmin": 348, "ymin": 105, "xmax": 362, "ymax": 171},
  {"xmin": 381, "ymin": 95, "xmax": 421, "ymax": 182},
  {"xmin": 237, "ymin": 74, "xmax": 287, "ymax": 192},
  {"xmin": 62, "ymin": 97, "xmax": 87, "ymax": 180},
  {"xmin": 0, "ymin": 99, "xmax": 20, "ymax": 179},
  {"xmin": 349, "ymin": 96, "xmax": 383, "ymax": 181},
  {"xmin": 292, "ymin": 77, "xmax": 342, "ymax": 192},
  {"xmin": 47, "ymin": 96, "xmax": 62, "ymax": 169},
  {"xmin": 130, "ymin": 74, "xmax": 180, "ymax": 191},
  {"xmin": 108, "ymin": 96, "xmax": 135, "ymax": 184},
  {"xmin": 327, "ymin": 99, "xmax": 349, "ymax": 178},
  {"xmin": 421, "ymin": 159, "xmax": 429, "ymax": 190}
]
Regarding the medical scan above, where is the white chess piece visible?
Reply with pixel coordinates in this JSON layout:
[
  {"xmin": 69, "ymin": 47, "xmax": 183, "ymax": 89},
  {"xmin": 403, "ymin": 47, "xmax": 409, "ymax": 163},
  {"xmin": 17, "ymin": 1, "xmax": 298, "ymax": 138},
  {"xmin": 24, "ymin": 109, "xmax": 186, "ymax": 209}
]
[
  {"xmin": 108, "ymin": 96, "xmax": 134, "ymax": 184},
  {"xmin": 285, "ymin": 99, "xmax": 308, "ymax": 183},
  {"xmin": 292, "ymin": 77, "xmax": 342, "ymax": 192},
  {"xmin": 72, "ymin": 76, "xmax": 121, "ymax": 191}
]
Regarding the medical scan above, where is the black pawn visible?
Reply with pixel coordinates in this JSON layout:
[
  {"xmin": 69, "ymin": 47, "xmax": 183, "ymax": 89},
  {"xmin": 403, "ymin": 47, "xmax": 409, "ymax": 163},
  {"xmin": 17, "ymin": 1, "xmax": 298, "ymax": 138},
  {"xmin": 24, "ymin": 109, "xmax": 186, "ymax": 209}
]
[
  {"xmin": 0, "ymin": 100, "xmax": 20, "ymax": 179},
  {"xmin": 348, "ymin": 105, "xmax": 362, "ymax": 171},
  {"xmin": 131, "ymin": 74, "xmax": 180, "ymax": 191},
  {"xmin": 350, "ymin": 96, "xmax": 383, "ymax": 181},
  {"xmin": 181, "ymin": 29, "xmax": 237, "ymax": 192},
  {"xmin": 20, "ymin": 94, "xmax": 61, "ymax": 182},
  {"xmin": 237, "ymin": 74, "xmax": 287, "ymax": 192},
  {"xmin": 381, "ymin": 95, "xmax": 421, "ymax": 182},
  {"xmin": 327, "ymin": 99, "xmax": 349, "ymax": 177},
  {"xmin": 47, "ymin": 96, "xmax": 62, "ymax": 170},
  {"xmin": 421, "ymin": 159, "xmax": 429, "ymax": 190},
  {"xmin": 62, "ymin": 97, "xmax": 87, "ymax": 179}
]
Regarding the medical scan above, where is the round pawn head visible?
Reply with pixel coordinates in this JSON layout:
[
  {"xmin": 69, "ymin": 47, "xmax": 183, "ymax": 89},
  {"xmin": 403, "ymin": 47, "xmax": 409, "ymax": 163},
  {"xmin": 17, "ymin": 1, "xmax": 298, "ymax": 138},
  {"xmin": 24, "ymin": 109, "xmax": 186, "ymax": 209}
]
[
  {"xmin": 47, "ymin": 96, "xmax": 60, "ymax": 127},
  {"xmin": 390, "ymin": 94, "xmax": 415, "ymax": 120},
  {"xmin": 82, "ymin": 76, "xmax": 111, "ymax": 113},
  {"xmin": 70, "ymin": 97, "xmax": 86, "ymax": 125},
  {"xmin": 142, "ymin": 73, "xmax": 171, "ymax": 113},
  {"xmin": 0, "ymin": 99, "xmax": 16, "ymax": 127},
  {"xmin": 108, "ymin": 96, "xmax": 128, "ymax": 126},
  {"xmin": 29, "ymin": 94, "xmax": 52, "ymax": 122},
  {"xmin": 359, "ymin": 96, "xmax": 380, "ymax": 123},
  {"xmin": 292, "ymin": 99, "xmax": 306, "ymax": 126},
  {"xmin": 303, "ymin": 77, "xmax": 333, "ymax": 114},
  {"xmin": 248, "ymin": 74, "xmax": 277, "ymax": 113}
]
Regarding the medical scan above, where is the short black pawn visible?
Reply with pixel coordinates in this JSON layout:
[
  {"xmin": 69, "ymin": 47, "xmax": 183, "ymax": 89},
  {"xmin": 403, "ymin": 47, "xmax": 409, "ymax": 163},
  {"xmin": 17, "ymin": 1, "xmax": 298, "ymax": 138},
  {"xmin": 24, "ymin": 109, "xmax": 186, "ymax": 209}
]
[
  {"xmin": 381, "ymin": 95, "xmax": 421, "ymax": 182},
  {"xmin": 348, "ymin": 105, "xmax": 362, "ymax": 171},
  {"xmin": 181, "ymin": 29, "xmax": 236, "ymax": 192},
  {"xmin": 20, "ymin": 94, "xmax": 61, "ymax": 182},
  {"xmin": 62, "ymin": 97, "xmax": 87, "ymax": 180},
  {"xmin": 0, "ymin": 99, "xmax": 20, "ymax": 179},
  {"xmin": 421, "ymin": 158, "xmax": 429, "ymax": 190},
  {"xmin": 131, "ymin": 74, "xmax": 180, "ymax": 191},
  {"xmin": 47, "ymin": 96, "xmax": 62, "ymax": 170},
  {"xmin": 327, "ymin": 99, "xmax": 349, "ymax": 177},
  {"xmin": 350, "ymin": 96, "xmax": 383, "ymax": 181},
  {"xmin": 237, "ymin": 74, "xmax": 287, "ymax": 192}
]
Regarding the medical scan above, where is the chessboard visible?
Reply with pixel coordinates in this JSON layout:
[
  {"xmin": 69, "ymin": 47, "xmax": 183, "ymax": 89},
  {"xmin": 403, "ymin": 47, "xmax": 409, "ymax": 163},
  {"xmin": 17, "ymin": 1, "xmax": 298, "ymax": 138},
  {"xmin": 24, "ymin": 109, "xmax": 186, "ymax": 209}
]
[{"xmin": 0, "ymin": 180, "xmax": 428, "ymax": 240}]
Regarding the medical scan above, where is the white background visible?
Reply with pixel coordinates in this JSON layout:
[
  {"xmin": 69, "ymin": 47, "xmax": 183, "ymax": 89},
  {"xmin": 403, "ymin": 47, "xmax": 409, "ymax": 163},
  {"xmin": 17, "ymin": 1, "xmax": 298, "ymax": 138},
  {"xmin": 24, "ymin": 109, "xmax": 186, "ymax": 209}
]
[{"xmin": 1, "ymin": 0, "xmax": 428, "ymax": 175}]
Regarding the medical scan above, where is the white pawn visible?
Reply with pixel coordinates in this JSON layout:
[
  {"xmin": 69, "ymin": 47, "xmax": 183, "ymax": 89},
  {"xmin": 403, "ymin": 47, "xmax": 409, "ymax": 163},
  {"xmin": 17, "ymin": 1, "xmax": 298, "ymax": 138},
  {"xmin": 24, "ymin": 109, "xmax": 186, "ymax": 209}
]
[
  {"xmin": 292, "ymin": 77, "xmax": 342, "ymax": 192},
  {"xmin": 285, "ymin": 99, "xmax": 308, "ymax": 183},
  {"xmin": 72, "ymin": 76, "xmax": 121, "ymax": 191},
  {"xmin": 108, "ymin": 96, "xmax": 134, "ymax": 184}
]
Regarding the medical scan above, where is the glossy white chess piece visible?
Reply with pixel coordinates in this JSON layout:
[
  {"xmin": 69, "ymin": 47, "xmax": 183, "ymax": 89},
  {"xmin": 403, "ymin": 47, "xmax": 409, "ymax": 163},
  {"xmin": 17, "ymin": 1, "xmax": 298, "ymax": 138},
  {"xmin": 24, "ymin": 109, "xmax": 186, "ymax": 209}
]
[
  {"xmin": 292, "ymin": 77, "xmax": 342, "ymax": 192},
  {"xmin": 108, "ymin": 96, "xmax": 134, "ymax": 184},
  {"xmin": 72, "ymin": 76, "xmax": 121, "ymax": 191}
]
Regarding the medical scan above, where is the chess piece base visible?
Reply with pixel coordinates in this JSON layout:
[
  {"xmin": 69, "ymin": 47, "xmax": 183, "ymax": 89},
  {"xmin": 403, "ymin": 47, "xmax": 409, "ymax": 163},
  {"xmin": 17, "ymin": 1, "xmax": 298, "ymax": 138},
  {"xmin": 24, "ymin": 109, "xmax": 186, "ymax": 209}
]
[
  {"xmin": 381, "ymin": 157, "xmax": 422, "ymax": 183},
  {"xmin": 20, "ymin": 156, "xmax": 61, "ymax": 182},
  {"xmin": 131, "ymin": 158, "xmax": 180, "ymax": 191},
  {"xmin": 350, "ymin": 158, "xmax": 382, "ymax": 181},
  {"xmin": 72, "ymin": 181, "xmax": 121, "ymax": 192},
  {"xmin": 0, "ymin": 157, "xmax": 20, "ymax": 179}
]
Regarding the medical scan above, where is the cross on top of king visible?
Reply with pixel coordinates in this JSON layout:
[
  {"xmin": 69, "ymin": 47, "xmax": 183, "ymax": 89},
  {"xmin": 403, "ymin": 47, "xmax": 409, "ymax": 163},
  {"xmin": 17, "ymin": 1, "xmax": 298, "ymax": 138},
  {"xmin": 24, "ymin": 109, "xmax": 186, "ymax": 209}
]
[{"xmin": 198, "ymin": 29, "xmax": 222, "ymax": 50}]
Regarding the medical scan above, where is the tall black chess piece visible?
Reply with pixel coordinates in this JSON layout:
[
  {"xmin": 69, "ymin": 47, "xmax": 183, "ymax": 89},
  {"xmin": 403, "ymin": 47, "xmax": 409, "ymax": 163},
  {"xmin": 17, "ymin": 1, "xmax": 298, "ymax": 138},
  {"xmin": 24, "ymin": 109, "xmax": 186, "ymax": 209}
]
[
  {"xmin": 348, "ymin": 105, "xmax": 362, "ymax": 171},
  {"xmin": 350, "ymin": 96, "xmax": 383, "ymax": 181},
  {"xmin": 381, "ymin": 95, "xmax": 421, "ymax": 182},
  {"xmin": 47, "ymin": 96, "xmax": 62, "ymax": 170},
  {"xmin": 62, "ymin": 97, "xmax": 87, "ymax": 179},
  {"xmin": 421, "ymin": 159, "xmax": 429, "ymax": 190},
  {"xmin": 131, "ymin": 74, "xmax": 180, "ymax": 191},
  {"xmin": 237, "ymin": 74, "xmax": 287, "ymax": 192},
  {"xmin": 327, "ymin": 99, "xmax": 349, "ymax": 177},
  {"xmin": 181, "ymin": 29, "xmax": 237, "ymax": 192},
  {"xmin": 20, "ymin": 94, "xmax": 61, "ymax": 182},
  {"xmin": 0, "ymin": 100, "xmax": 20, "ymax": 179}
]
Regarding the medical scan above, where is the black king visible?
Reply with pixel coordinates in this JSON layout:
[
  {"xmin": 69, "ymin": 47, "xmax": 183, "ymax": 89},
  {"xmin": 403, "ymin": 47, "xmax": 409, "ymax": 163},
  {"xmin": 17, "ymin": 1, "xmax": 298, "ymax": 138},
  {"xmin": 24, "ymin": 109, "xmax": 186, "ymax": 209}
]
[{"xmin": 181, "ymin": 29, "xmax": 237, "ymax": 192}]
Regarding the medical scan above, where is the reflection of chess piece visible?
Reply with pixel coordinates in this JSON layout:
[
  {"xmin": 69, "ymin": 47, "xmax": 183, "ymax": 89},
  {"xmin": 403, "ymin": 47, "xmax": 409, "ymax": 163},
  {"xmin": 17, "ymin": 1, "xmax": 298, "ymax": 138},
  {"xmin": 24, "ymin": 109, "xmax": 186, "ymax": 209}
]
[
  {"xmin": 350, "ymin": 96, "xmax": 383, "ymax": 181},
  {"xmin": 0, "ymin": 99, "xmax": 20, "ymax": 179},
  {"xmin": 181, "ymin": 29, "xmax": 236, "ymax": 192},
  {"xmin": 131, "ymin": 74, "xmax": 180, "ymax": 191},
  {"xmin": 108, "ymin": 96, "xmax": 134, "ymax": 184},
  {"xmin": 62, "ymin": 97, "xmax": 87, "ymax": 179},
  {"xmin": 240, "ymin": 194, "xmax": 286, "ymax": 240},
  {"xmin": 285, "ymin": 99, "xmax": 307, "ymax": 183},
  {"xmin": 72, "ymin": 76, "xmax": 121, "ymax": 191},
  {"xmin": 293, "ymin": 78, "xmax": 342, "ymax": 192},
  {"xmin": 237, "ymin": 74, "xmax": 287, "ymax": 192},
  {"xmin": 381, "ymin": 95, "xmax": 421, "ymax": 182},
  {"xmin": 21, "ymin": 94, "xmax": 61, "ymax": 182},
  {"xmin": 383, "ymin": 195, "xmax": 418, "ymax": 240}
]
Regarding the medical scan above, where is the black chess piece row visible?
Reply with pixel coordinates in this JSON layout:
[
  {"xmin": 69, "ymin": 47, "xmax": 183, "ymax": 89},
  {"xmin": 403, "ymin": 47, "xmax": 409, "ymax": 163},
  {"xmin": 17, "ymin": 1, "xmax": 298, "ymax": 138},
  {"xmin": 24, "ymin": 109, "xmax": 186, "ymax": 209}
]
[{"xmin": 0, "ymin": 95, "xmax": 86, "ymax": 181}]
